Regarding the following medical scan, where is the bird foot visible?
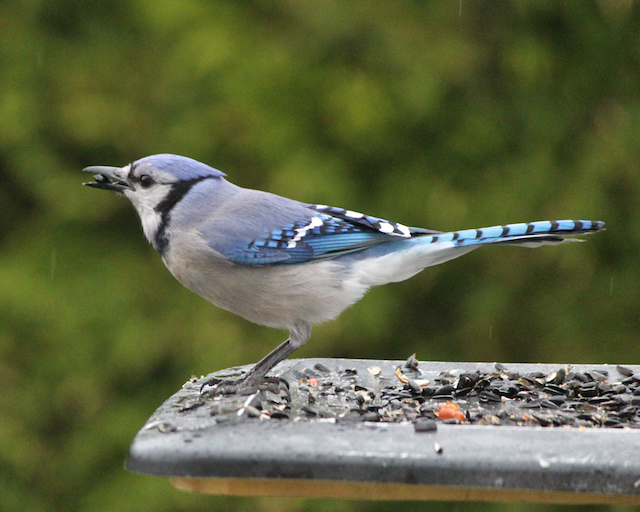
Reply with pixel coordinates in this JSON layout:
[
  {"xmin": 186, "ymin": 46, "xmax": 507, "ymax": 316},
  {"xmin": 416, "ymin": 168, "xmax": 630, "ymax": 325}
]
[{"xmin": 200, "ymin": 374, "xmax": 289, "ymax": 398}]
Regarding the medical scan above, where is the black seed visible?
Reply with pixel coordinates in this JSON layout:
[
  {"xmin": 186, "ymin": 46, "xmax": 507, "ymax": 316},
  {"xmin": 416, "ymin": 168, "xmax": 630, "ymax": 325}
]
[
  {"xmin": 519, "ymin": 376, "xmax": 535, "ymax": 386},
  {"xmin": 611, "ymin": 394, "xmax": 631, "ymax": 405},
  {"xmin": 479, "ymin": 391, "xmax": 502, "ymax": 403},
  {"xmin": 291, "ymin": 369, "xmax": 307, "ymax": 380},
  {"xmin": 597, "ymin": 382, "xmax": 613, "ymax": 394},
  {"xmin": 589, "ymin": 396, "xmax": 615, "ymax": 404},
  {"xmin": 432, "ymin": 394, "xmax": 455, "ymax": 401},
  {"xmin": 547, "ymin": 368, "xmax": 566, "ymax": 385},
  {"xmin": 457, "ymin": 373, "xmax": 478, "ymax": 388},
  {"xmin": 361, "ymin": 411, "xmax": 380, "ymax": 422},
  {"xmin": 586, "ymin": 370, "xmax": 607, "ymax": 381},
  {"xmin": 313, "ymin": 363, "xmax": 331, "ymax": 373},
  {"xmin": 421, "ymin": 386, "xmax": 436, "ymax": 397},
  {"xmin": 617, "ymin": 365, "xmax": 634, "ymax": 377},
  {"xmin": 434, "ymin": 384, "xmax": 455, "ymax": 396},
  {"xmin": 386, "ymin": 390, "xmax": 413, "ymax": 399},
  {"xmin": 454, "ymin": 387, "xmax": 472, "ymax": 397},
  {"xmin": 414, "ymin": 418, "xmax": 438, "ymax": 432},
  {"xmin": 544, "ymin": 384, "xmax": 569, "ymax": 396},
  {"xmin": 574, "ymin": 372, "xmax": 591, "ymax": 383},
  {"xmin": 531, "ymin": 413, "xmax": 552, "ymax": 426},
  {"xmin": 546, "ymin": 396, "xmax": 566, "ymax": 406},
  {"xmin": 619, "ymin": 406, "xmax": 637, "ymax": 418},
  {"xmin": 301, "ymin": 367, "xmax": 320, "ymax": 378},
  {"xmin": 405, "ymin": 353, "xmax": 419, "ymax": 371},
  {"xmin": 578, "ymin": 387, "xmax": 599, "ymax": 398},
  {"xmin": 540, "ymin": 399, "xmax": 560, "ymax": 409},
  {"xmin": 501, "ymin": 384, "xmax": 519, "ymax": 398}
]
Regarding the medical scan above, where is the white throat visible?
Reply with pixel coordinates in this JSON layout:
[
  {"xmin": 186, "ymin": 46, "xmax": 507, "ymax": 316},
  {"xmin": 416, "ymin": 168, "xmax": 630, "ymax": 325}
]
[{"xmin": 125, "ymin": 183, "xmax": 173, "ymax": 248}]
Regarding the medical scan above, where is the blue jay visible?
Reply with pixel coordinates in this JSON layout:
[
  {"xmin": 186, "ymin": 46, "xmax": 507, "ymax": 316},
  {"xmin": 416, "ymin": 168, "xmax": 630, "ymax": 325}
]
[{"xmin": 84, "ymin": 154, "xmax": 604, "ymax": 393}]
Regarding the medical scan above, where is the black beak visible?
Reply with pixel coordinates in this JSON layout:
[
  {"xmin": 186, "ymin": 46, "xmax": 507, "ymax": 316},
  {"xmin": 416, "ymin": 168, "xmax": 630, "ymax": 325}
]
[{"xmin": 83, "ymin": 165, "xmax": 132, "ymax": 193}]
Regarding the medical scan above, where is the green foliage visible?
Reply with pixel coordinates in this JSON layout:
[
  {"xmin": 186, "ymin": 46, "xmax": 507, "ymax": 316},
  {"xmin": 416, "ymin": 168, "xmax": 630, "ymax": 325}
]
[{"xmin": 0, "ymin": 1, "xmax": 638, "ymax": 511}]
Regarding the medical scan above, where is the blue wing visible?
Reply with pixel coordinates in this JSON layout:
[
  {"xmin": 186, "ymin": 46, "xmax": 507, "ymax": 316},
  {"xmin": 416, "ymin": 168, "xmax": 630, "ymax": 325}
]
[{"xmin": 229, "ymin": 205, "xmax": 437, "ymax": 266}]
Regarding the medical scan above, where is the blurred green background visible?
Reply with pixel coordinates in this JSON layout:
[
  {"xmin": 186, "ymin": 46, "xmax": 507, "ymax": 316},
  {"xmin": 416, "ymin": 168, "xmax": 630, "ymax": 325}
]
[{"xmin": 1, "ymin": 1, "xmax": 638, "ymax": 511}]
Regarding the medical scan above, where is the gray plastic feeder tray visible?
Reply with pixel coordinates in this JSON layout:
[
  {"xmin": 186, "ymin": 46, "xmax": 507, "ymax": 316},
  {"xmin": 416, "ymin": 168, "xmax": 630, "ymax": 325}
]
[{"xmin": 126, "ymin": 359, "xmax": 640, "ymax": 504}]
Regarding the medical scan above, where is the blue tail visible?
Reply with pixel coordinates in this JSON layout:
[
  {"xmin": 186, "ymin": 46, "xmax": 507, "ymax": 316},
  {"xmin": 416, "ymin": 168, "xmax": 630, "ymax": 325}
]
[
  {"xmin": 330, "ymin": 219, "xmax": 604, "ymax": 287},
  {"xmin": 418, "ymin": 220, "xmax": 605, "ymax": 248}
]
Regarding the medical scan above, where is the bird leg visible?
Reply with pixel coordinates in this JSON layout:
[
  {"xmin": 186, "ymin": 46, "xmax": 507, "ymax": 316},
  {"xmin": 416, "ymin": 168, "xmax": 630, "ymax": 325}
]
[{"xmin": 201, "ymin": 322, "xmax": 311, "ymax": 396}]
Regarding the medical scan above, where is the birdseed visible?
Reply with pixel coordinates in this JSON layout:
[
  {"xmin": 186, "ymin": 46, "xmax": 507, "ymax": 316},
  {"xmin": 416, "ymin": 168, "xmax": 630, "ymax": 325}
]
[{"xmin": 175, "ymin": 357, "xmax": 640, "ymax": 431}]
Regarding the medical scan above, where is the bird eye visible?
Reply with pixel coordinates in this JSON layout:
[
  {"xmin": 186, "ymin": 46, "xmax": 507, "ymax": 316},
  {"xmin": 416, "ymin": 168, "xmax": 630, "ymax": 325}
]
[{"xmin": 139, "ymin": 174, "xmax": 154, "ymax": 188}]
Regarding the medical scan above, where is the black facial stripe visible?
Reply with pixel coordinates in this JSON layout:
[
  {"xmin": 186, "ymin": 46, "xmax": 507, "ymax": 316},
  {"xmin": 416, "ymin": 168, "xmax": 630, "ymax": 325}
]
[{"xmin": 154, "ymin": 176, "xmax": 213, "ymax": 255}]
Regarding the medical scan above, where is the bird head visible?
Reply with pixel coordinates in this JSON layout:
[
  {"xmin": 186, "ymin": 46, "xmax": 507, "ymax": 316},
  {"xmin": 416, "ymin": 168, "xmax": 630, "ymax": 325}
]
[{"xmin": 83, "ymin": 154, "xmax": 227, "ymax": 251}]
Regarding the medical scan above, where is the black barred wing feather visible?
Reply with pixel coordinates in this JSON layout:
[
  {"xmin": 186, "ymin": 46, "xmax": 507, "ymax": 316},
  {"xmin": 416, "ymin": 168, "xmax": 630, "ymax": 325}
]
[{"xmin": 230, "ymin": 205, "xmax": 434, "ymax": 265}]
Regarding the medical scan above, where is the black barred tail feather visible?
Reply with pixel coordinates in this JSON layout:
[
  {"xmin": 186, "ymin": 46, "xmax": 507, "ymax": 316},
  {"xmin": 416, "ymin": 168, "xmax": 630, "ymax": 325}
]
[{"xmin": 419, "ymin": 220, "xmax": 605, "ymax": 248}]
